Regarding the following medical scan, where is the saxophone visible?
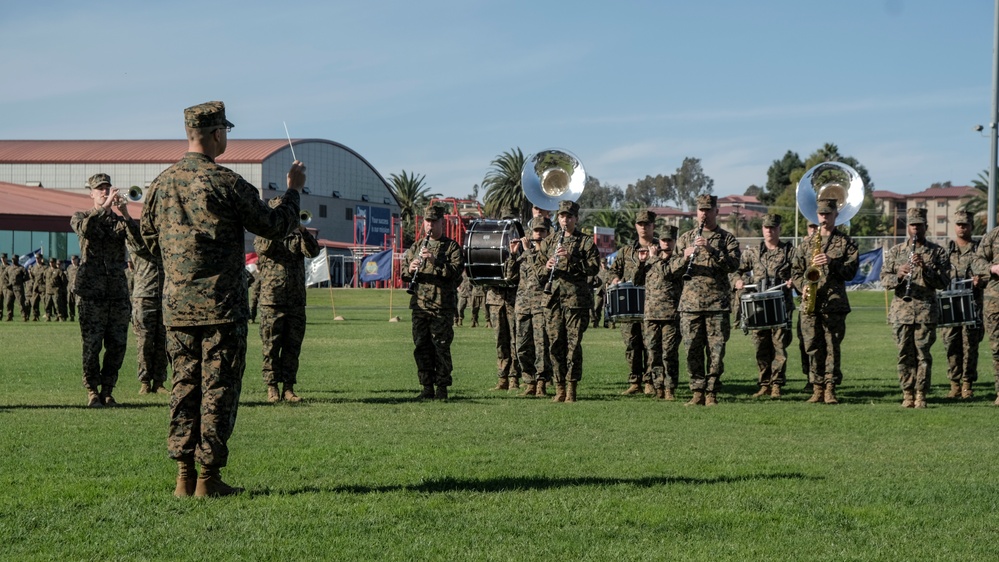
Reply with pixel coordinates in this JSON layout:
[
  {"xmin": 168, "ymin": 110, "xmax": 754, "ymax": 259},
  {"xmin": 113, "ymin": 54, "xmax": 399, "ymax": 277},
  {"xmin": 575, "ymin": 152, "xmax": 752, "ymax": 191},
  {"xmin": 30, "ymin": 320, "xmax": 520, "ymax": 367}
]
[{"xmin": 802, "ymin": 233, "xmax": 822, "ymax": 315}]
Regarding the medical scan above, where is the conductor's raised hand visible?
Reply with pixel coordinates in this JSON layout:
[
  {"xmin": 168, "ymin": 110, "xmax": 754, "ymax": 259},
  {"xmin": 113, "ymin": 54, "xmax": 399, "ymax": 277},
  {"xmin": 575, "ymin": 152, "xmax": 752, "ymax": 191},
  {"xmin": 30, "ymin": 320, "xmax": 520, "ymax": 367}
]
[{"xmin": 287, "ymin": 160, "xmax": 307, "ymax": 192}]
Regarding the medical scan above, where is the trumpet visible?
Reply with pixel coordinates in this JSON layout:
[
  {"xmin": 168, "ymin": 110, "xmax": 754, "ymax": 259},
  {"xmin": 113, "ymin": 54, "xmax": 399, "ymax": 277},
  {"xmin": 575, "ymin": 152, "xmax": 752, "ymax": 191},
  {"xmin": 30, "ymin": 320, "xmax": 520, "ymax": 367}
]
[
  {"xmin": 407, "ymin": 236, "xmax": 431, "ymax": 295},
  {"xmin": 126, "ymin": 186, "xmax": 143, "ymax": 202},
  {"xmin": 682, "ymin": 219, "xmax": 705, "ymax": 281},
  {"xmin": 300, "ymin": 209, "xmax": 312, "ymax": 226},
  {"xmin": 902, "ymin": 236, "xmax": 915, "ymax": 302}
]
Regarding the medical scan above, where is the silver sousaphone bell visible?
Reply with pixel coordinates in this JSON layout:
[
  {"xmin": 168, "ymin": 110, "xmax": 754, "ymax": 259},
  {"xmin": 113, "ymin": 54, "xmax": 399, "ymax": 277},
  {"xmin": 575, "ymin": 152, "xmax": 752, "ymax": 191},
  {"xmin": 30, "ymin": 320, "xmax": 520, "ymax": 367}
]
[
  {"xmin": 521, "ymin": 148, "xmax": 586, "ymax": 211},
  {"xmin": 795, "ymin": 161, "xmax": 864, "ymax": 226}
]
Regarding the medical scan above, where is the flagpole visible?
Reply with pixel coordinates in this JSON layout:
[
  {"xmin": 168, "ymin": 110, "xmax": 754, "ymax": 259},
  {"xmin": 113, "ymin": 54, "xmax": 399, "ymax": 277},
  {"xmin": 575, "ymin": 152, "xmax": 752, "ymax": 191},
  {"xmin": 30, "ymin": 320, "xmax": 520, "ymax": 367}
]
[{"xmin": 388, "ymin": 240, "xmax": 400, "ymax": 322}]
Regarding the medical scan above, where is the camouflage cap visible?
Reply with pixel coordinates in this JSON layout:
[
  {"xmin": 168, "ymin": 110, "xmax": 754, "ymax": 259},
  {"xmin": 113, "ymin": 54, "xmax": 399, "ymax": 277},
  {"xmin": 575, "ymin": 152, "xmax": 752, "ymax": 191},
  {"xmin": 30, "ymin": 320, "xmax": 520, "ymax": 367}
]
[
  {"xmin": 500, "ymin": 205, "xmax": 517, "ymax": 219},
  {"xmin": 906, "ymin": 207, "xmax": 927, "ymax": 225},
  {"xmin": 557, "ymin": 200, "xmax": 579, "ymax": 216},
  {"xmin": 816, "ymin": 198, "xmax": 838, "ymax": 214},
  {"xmin": 183, "ymin": 101, "xmax": 235, "ymax": 130},
  {"xmin": 635, "ymin": 210, "xmax": 657, "ymax": 224},
  {"xmin": 762, "ymin": 213, "xmax": 782, "ymax": 227},
  {"xmin": 955, "ymin": 210, "xmax": 974, "ymax": 225},
  {"xmin": 424, "ymin": 203, "xmax": 446, "ymax": 221},
  {"xmin": 87, "ymin": 173, "xmax": 112, "ymax": 190},
  {"xmin": 529, "ymin": 217, "xmax": 552, "ymax": 231},
  {"xmin": 659, "ymin": 225, "xmax": 678, "ymax": 241},
  {"xmin": 0, "ymin": 253, "xmax": 7, "ymax": 258},
  {"xmin": 696, "ymin": 195, "xmax": 717, "ymax": 210},
  {"xmin": 49, "ymin": 257, "xmax": 58, "ymax": 264}
]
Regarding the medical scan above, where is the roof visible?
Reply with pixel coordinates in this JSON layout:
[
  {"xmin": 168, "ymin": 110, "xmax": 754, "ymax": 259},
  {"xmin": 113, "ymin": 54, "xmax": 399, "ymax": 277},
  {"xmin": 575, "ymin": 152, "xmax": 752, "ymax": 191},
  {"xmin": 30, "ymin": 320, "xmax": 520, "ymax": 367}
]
[
  {"xmin": 0, "ymin": 139, "xmax": 315, "ymax": 164},
  {"xmin": 0, "ymin": 180, "xmax": 143, "ymax": 216},
  {"xmin": 872, "ymin": 190, "xmax": 906, "ymax": 200},
  {"xmin": 649, "ymin": 206, "xmax": 691, "ymax": 217},
  {"xmin": 718, "ymin": 195, "xmax": 760, "ymax": 204},
  {"xmin": 908, "ymin": 185, "xmax": 980, "ymax": 199}
]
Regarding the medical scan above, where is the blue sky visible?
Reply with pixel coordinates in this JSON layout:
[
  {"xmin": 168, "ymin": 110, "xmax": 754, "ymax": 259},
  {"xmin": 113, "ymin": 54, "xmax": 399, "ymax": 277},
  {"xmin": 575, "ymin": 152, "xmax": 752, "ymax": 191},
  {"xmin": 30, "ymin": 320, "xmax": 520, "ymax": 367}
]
[{"xmin": 0, "ymin": 0, "xmax": 993, "ymax": 202}]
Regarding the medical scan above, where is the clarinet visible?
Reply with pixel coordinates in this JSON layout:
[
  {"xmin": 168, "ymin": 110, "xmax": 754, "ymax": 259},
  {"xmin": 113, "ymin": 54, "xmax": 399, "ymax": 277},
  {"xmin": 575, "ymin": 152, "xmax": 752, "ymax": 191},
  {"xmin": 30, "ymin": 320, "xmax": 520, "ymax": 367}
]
[
  {"xmin": 902, "ymin": 235, "xmax": 915, "ymax": 302},
  {"xmin": 682, "ymin": 219, "xmax": 706, "ymax": 281},
  {"xmin": 406, "ymin": 236, "xmax": 431, "ymax": 295},
  {"xmin": 543, "ymin": 230, "xmax": 567, "ymax": 295}
]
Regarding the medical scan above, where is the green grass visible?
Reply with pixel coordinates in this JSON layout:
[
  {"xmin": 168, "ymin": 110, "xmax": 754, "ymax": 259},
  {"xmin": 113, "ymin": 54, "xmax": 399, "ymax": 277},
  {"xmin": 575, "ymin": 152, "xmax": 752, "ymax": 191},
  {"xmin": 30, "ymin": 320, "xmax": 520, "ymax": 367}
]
[{"xmin": 2, "ymin": 289, "xmax": 998, "ymax": 561}]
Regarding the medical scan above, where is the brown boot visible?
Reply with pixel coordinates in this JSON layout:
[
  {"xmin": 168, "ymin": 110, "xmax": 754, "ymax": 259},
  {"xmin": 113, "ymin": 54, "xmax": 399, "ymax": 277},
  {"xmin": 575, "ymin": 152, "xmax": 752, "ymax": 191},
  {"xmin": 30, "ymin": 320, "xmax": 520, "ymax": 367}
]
[
  {"xmin": 621, "ymin": 383, "xmax": 641, "ymax": 395},
  {"xmin": 435, "ymin": 385, "xmax": 449, "ymax": 400},
  {"xmin": 266, "ymin": 385, "xmax": 281, "ymax": 403},
  {"xmin": 509, "ymin": 377, "xmax": 520, "ymax": 392},
  {"xmin": 174, "ymin": 459, "xmax": 197, "ymax": 497},
  {"xmin": 102, "ymin": 390, "xmax": 118, "ymax": 407},
  {"xmin": 139, "ymin": 381, "xmax": 151, "ymax": 395},
  {"xmin": 806, "ymin": 385, "xmax": 824, "ymax": 403},
  {"xmin": 962, "ymin": 381, "xmax": 974, "ymax": 399},
  {"xmin": 685, "ymin": 390, "xmax": 705, "ymax": 406},
  {"xmin": 901, "ymin": 390, "xmax": 915, "ymax": 408},
  {"xmin": 552, "ymin": 383, "xmax": 566, "ymax": 403},
  {"xmin": 283, "ymin": 384, "xmax": 301, "ymax": 403},
  {"xmin": 823, "ymin": 383, "xmax": 838, "ymax": 405},
  {"xmin": 705, "ymin": 392, "xmax": 718, "ymax": 406},
  {"xmin": 491, "ymin": 377, "xmax": 509, "ymax": 391},
  {"xmin": 151, "ymin": 380, "xmax": 169, "ymax": 395},
  {"xmin": 655, "ymin": 388, "xmax": 665, "ymax": 400},
  {"xmin": 914, "ymin": 391, "xmax": 927, "ymax": 409},
  {"xmin": 194, "ymin": 466, "xmax": 243, "ymax": 498},
  {"xmin": 664, "ymin": 387, "xmax": 676, "ymax": 401},
  {"xmin": 87, "ymin": 390, "xmax": 103, "ymax": 408},
  {"xmin": 752, "ymin": 385, "xmax": 770, "ymax": 398},
  {"xmin": 519, "ymin": 383, "xmax": 537, "ymax": 397},
  {"xmin": 946, "ymin": 381, "xmax": 961, "ymax": 399},
  {"xmin": 536, "ymin": 380, "xmax": 549, "ymax": 397},
  {"xmin": 643, "ymin": 383, "xmax": 655, "ymax": 396},
  {"xmin": 417, "ymin": 385, "xmax": 435, "ymax": 400},
  {"xmin": 770, "ymin": 385, "xmax": 781, "ymax": 399},
  {"xmin": 565, "ymin": 381, "xmax": 578, "ymax": 403}
]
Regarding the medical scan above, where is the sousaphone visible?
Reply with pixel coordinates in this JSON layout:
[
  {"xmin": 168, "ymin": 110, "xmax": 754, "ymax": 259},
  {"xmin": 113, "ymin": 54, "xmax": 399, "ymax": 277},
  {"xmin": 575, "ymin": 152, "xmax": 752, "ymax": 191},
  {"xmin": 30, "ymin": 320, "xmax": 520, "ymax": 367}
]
[
  {"xmin": 795, "ymin": 161, "xmax": 864, "ymax": 226},
  {"xmin": 521, "ymin": 148, "xmax": 586, "ymax": 211}
]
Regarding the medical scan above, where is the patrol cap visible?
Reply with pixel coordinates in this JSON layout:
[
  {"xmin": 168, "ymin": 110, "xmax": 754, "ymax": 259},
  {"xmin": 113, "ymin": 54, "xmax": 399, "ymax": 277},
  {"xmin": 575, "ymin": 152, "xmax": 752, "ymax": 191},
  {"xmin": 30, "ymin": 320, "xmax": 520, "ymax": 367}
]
[
  {"xmin": 500, "ymin": 205, "xmax": 517, "ymax": 219},
  {"xmin": 184, "ymin": 101, "xmax": 235, "ymax": 130},
  {"xmin": 660, "ymin": 225, "xmax": 678, "ymax": 241},
  {"xmin": 816, "ymin": 198, "xmax": 838, "ymax": 214},
  {"xmin": 424, "ymin": 203, "xmax": 446, "ymax": 221},
  {"xmin": 635, "ymin": 210, "xmax": 656, "ymax": 224},
  {"xmin": 906, "ymin": 207, "xmax": 927, "ymax": 225},
  {"xmin": 87, "ymin": 173, "xmax": 112, "ymax": 190},
  {"xmin": 762, "ymin": 213, "xmax": 782, "ymax": 227},
  {"xmin": 696, "ymin": 195, "xmax": 717, "ymax": 210},
  {"xmin": 49, "ymin": 257, "xmax": 58, "ymax": 264},
  {"xmin": 1, "ymin": 253, "xmax": 7, "ymax": 258},
  {"xmin": 955, "ymin": 210, "xmax": 974, "ymax": 225},
  {"xmin": 529, "ymin": 217, "xmax": 552, "ymax": 231},
  {"xmin": 557, "ymin": 200, "xmax": 579, "ymax": 216}
]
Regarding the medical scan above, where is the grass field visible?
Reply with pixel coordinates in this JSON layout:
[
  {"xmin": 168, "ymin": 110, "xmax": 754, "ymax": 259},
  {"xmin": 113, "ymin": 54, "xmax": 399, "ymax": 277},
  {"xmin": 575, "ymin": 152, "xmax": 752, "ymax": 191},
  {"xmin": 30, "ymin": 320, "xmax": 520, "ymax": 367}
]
[{"xmin": 1, "ymin": 289, "xmax": 998, "ymax": 561}]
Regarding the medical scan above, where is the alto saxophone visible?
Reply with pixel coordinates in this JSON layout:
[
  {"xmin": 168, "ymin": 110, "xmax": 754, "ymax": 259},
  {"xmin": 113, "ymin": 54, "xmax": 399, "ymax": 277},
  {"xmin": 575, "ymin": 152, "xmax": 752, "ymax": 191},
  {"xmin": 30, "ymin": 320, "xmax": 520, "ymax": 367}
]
[{"xmin": 802, "ymin": 232, "xmax": 822, "ymax": 315}]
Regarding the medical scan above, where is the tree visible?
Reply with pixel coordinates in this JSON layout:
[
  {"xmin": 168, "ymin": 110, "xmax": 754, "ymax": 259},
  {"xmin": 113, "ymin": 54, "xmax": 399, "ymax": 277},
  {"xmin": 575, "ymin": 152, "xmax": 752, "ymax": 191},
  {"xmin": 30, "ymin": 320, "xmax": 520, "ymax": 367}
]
[
  {"xmin": 482, "ymin": 148, "xmax": 528, "ymax": 220},
  {"xmin": 672, "ymin": 157, "xmax": 714, "ymax": 210},
  {"xmin": 388, "ymin": 170, "xmax": 439, "ymax": 247},
  {"xmin": 624, "ymin": 174, "xmax": 675, "ymax": 207},
  {"xmin": 962, "ymin": 169, "xmax": 993, "ymax": 234},
  {"xmin": 763, "ymin": 150, "xmax": 803, "ymax": 205},
  {"xmin": 466, "ymin": 183, "xmax": 480, "ymax": 201},
  {"xmin": 577, "ymin": 176, "xmax": 624, "ymax": 213},
  {"xmin": 743, "ymin": 184, "xmax": 763, "ymax": 198}
]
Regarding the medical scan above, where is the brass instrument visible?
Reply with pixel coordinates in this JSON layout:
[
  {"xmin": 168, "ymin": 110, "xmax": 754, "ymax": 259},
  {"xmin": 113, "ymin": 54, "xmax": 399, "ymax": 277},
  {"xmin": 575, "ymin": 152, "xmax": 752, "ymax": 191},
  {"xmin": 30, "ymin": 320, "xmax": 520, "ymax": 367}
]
[
  {"xmin": 406, "ymin": 236, "xmax": 431, "ymax": 295},
  {"xmin": 902, "ymin": 236, "xmax": 915, "ymax": 302},
  {"xmin": 802, "ymin": 233, "xmax": 823, "ymax": 315},
  {"xmin": 682, "ymin": 219, "xmax": 705, "ymax": 281},
  {"xmin": 521, "ymin": 149, "xmax": 586, "ymax": 212},
  {"xmin": 126, "ymin": 186, "xmax": 143, "ymax": 202},
  {"xmin": 300, "ymin": 209, "xmax": 313, "ymax": 226}
]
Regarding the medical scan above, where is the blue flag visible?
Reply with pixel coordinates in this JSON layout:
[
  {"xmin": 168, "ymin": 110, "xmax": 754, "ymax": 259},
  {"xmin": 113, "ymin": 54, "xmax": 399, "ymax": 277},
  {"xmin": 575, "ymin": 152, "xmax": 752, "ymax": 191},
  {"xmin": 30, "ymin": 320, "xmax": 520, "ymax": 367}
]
[
  {"xmin": 20, "ymin": 247, "xmax": 43, "ymax": 268},
  {"xmin": 359, "ymin": 249, "xmax": 393, "ymax": 283},
  {"xmin": 847, "ymin": 247, "xmax": 883, "ymax": 286}
]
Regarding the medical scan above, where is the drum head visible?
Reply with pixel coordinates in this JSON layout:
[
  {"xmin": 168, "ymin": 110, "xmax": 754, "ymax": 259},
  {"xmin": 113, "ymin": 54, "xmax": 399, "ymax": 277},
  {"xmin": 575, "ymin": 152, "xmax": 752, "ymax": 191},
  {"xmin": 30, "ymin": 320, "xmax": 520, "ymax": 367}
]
[{"xmin": 464, "ymin": 219, "xmax": 525, "ymax": 287}]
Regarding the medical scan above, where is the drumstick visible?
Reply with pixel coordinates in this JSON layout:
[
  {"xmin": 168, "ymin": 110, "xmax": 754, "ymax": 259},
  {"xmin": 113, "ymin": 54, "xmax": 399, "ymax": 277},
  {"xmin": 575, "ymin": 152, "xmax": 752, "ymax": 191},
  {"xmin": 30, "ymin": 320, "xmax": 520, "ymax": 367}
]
[{"xmin": 283, "ymin": 121, "xmax": 298, "ymax": 162}]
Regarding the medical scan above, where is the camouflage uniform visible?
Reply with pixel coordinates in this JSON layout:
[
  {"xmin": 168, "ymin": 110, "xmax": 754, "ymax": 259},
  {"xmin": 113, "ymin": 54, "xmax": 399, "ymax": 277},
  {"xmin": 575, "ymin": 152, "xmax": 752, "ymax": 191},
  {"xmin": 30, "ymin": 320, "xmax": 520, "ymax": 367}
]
[
  {"xmin": 28, "ymin": 258, "xmax": 45, "ymax": 320},
  {"xmin": 487, "ymin": 284, "xmax": 520, "ymax": 385},
  {"xmin": 533, "ymin": 207, "xmax": 600, "ymax": 388},
  {"xmin": 790, "ymin": 227, "xmax": 859, "ymax": 390},
  {"xmin": 4, "ymin": 258, "xmax": 28, "ymax": 321},
  {"xmin": 669, "ymin": 211, "xmax": 741, "ymax": 397},
  {"xmin": 125, "ymin": 237, "xmax": 169, "ymax": 390},
  {"xmin": 737, "ymin": 239, "xmax": 795, "ymax": 390},
  {"xmin": 71, "ymin": 183, "xmax": 141, "ymax": 401},
  {"xmin": 66, "ymin": 257, "xmax": 79, "ymax": 321},
  {"xmin": 634, "ymin": 230, "xmax": 683, "ymax": 395},
  {"xmin": 141, "ymin": 101, "xmax": 302, "ymax": 470},
  {"xmin": 941, "ymin": 237, "xmax": 984, "ymax": 392},
  {"xmin": 591, "ymin": 264, "xmax": 609, "ymax": 328},
  {"xmin": 470, "ymin": 284, "xmax": 485, "ymax": 327},
  {"xmin": 792, "ymin": 238, "xmax": 812, "ymax": 381},
  {"xmin": 400, "ymin": 213, "xmax": 464, "ymax": 393},
  {"xmin": 248, "ymin": 269, "xmax": 261, "ymax": 323},
  {"xmin": 969, "ymin": 226, "xmax": 999, "ymax": 401},
  {"xmin": 508, "ymin": 230, "xmax": 552, "ymax": 387},
  {"xmin": 43, "ymin": 260, "xmax": 68, "ymax": 321},
  {"xmin": 456, "ymin": 274, "xmax": 472, "ymax": 325},
  {"xmin": 611, "ymin": 238, "xmax": 658, "ymax": 388},
  {"xmin": 881, "ymin": 233, "xmax": 949, "ymax": 397},
  {"xmin": 0, "ymin": 255, "xmax": 7, "ymax": 320},
  {"xmin": 254, "ymin": 225, "xmax": 320, "ymax": 390}
]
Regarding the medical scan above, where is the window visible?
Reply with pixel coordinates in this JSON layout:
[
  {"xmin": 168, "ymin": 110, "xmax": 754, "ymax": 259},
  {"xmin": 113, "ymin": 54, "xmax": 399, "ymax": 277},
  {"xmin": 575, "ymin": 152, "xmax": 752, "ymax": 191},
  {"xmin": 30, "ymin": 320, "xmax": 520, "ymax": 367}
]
[
  {"xmin": 319, "ymin": 204, "xmax": 327, "ymax": 218},
  {"xmin": 937, "ymin": 201, "xmax": 947, "ymax": 208},
  {"xmin": 937, "ymin": 217, "xmax": 947, "ymax": 224}
]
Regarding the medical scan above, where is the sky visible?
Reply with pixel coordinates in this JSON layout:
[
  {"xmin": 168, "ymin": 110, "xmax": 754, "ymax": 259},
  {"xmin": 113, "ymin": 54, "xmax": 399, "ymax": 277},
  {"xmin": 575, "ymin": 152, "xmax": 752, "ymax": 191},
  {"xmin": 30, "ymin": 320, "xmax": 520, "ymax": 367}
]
[{"xmin": 0, "ymin": 0, "xmax": 995, "ymax": 203}]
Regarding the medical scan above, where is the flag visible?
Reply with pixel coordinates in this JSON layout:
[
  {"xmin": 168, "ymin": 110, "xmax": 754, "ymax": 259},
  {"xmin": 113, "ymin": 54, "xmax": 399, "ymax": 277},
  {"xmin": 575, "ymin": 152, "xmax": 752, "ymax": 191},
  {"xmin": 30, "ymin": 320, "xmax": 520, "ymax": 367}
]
[
  {"xmin": 20, "ymin": 247, "xmax": 43, "ymax": 268},
  {"xmin": 847, "ymin": 247, "xmax": 883, "ymax": 286},
  {"xmin": 305, "ymin": 248, "xmax": 331, "ymax": 287},
  {"xmin": 358, "ymin": 249, "xmax": 393, "ymax": 283}
]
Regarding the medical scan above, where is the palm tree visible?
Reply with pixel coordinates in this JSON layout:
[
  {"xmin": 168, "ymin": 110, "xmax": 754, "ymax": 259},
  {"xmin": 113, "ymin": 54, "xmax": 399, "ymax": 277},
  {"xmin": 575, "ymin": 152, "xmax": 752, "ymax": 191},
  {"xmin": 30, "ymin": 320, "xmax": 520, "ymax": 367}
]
[
  {"xmin": 388, "ymin": 170, "xmax": 439, "ymax": 246},
  {"xmin": 482, "ymin": 148, "xmax": 528, "ymax": 219},
  {"xmin": 962, "ymin": 169, "xmax": 990, "ymax": 234}
]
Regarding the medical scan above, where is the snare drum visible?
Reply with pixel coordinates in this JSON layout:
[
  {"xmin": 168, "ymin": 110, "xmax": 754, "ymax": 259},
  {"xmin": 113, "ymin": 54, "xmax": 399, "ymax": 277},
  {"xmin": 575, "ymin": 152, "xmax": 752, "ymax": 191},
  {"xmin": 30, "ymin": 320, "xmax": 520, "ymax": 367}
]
[
  {"xmin": 463, "ymin": 219, "xmax": 525, "ymax": 288},
  {"xmin": 606, "ymin": 282, "xmax": 645, "ymax": 321},
  {"xmin": 937, "ymin": 289, "xmax": 977, "ymax": 327},
  {"xmin": 740, "ymin": 290, "xmax": 787, "ymax": 331}
]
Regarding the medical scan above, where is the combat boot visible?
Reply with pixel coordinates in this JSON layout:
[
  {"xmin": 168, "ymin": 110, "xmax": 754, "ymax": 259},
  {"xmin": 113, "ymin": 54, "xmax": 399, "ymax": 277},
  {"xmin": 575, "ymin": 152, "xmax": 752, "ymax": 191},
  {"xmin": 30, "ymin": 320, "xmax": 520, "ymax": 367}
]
[
  {"xmin": 806, "ymin": 385, "xmax": 824, "ymax": 403},
  {"xmin": 266, "ymin": 385, "xmax": 281, "ymax": 403},
  {"xmin": 194, "ymin": 465, "xmax": 243, "ymax": 498},
  {"xmin": 552, "ymin": 383, "xmax": 566, "ymax": 403},
  {"xmin": 536, "ymin": 380, "xmax": 548, "ymax": 397},
  {"xmin": 471, "ymin": 318, "xmax": 478, "ymax": 328},
  {"xmin": 705, "ymin": 392, "xmax": 718, "ymax": 406},
  {"xmin": 87, "ymin": 390, "xmax": 103, "ymax": 408},
  {"xmin": 770, "ymin": 385, "xmax": 781, "ymax": 399},
  {"xmin": 914, "ymin": 391, "xmax": 927, "ymax": 409},
  {"xmin": 644, "ymin": 382, "xmax": 655, "ymax": 396},
  {"xmin": 752, "ymin": 385, "xmax": 770, "ymax": 398},
  {"xmin": 961, "ymin": 381, "xmax": 974, "ymax": 399},
  {"xmin": 519, "ymin": 383, "xmax": 537, "ymax": 397},
  {"xmin": 823, "ymin": 383, "xmax": 838, "ymax": 405},
  {"xmin": 565, "ymin": 381, "xmax": 578, "ymax": 403},
  {"xmin": 901, "ymin": 390, "xmax": 915, "ymax": 408},
  {"xmin": 947, "ymin": 381, "xmax": 961, "ymax": 399},
  {"xmin": 417, "ymin": 385, "xmax": 435, "ymax": 400},
  {"xmin": 655, "ymin": 388, "xmax": 665, "ymax": 400},
  {"xmin": 491, "ymin": 377, "xmax": 509, "ymax": 391},
  {"xmin": 283, "ymin": 384, "xmax": 301, "ymax": 403},
  {"xmin": 139, "ymin": 381, "xmax": 151, "ymax": 395},
  {"xmin": 435, "ymin": 385, "xmax": 449, "ymax": 400},
  {"xmin": 621, "ymin": 383, "xmax": 641, "ymax": 395},
  {"xmin": 685, "ymin": 391, "xmax": 705, "ymax": 406},
  {"xmin": 664, "ymin": 387, "xmax": 676, "ymax": 401},
  {"xmin": 174, "ymin": 459, "xmax": 197, "ymax": 497},
  {"xmin": 151, "ymin": 380, "xmax": 169, "ymax": 395},
  {"xmin": 102, "ymin": 390, "xmax": 118, "ymax": 407},
  {"xmin": 509, "ymin": 377, "xmax": 520, "ymax": 392}
]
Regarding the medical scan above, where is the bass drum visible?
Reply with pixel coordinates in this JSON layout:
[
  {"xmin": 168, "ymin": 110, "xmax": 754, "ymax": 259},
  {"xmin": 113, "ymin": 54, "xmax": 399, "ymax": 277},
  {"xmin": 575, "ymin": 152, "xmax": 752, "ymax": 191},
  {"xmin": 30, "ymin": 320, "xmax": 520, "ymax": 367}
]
[{"xmin": 463, "ymin": 219, "xmax": 525, "ymax": 288}]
